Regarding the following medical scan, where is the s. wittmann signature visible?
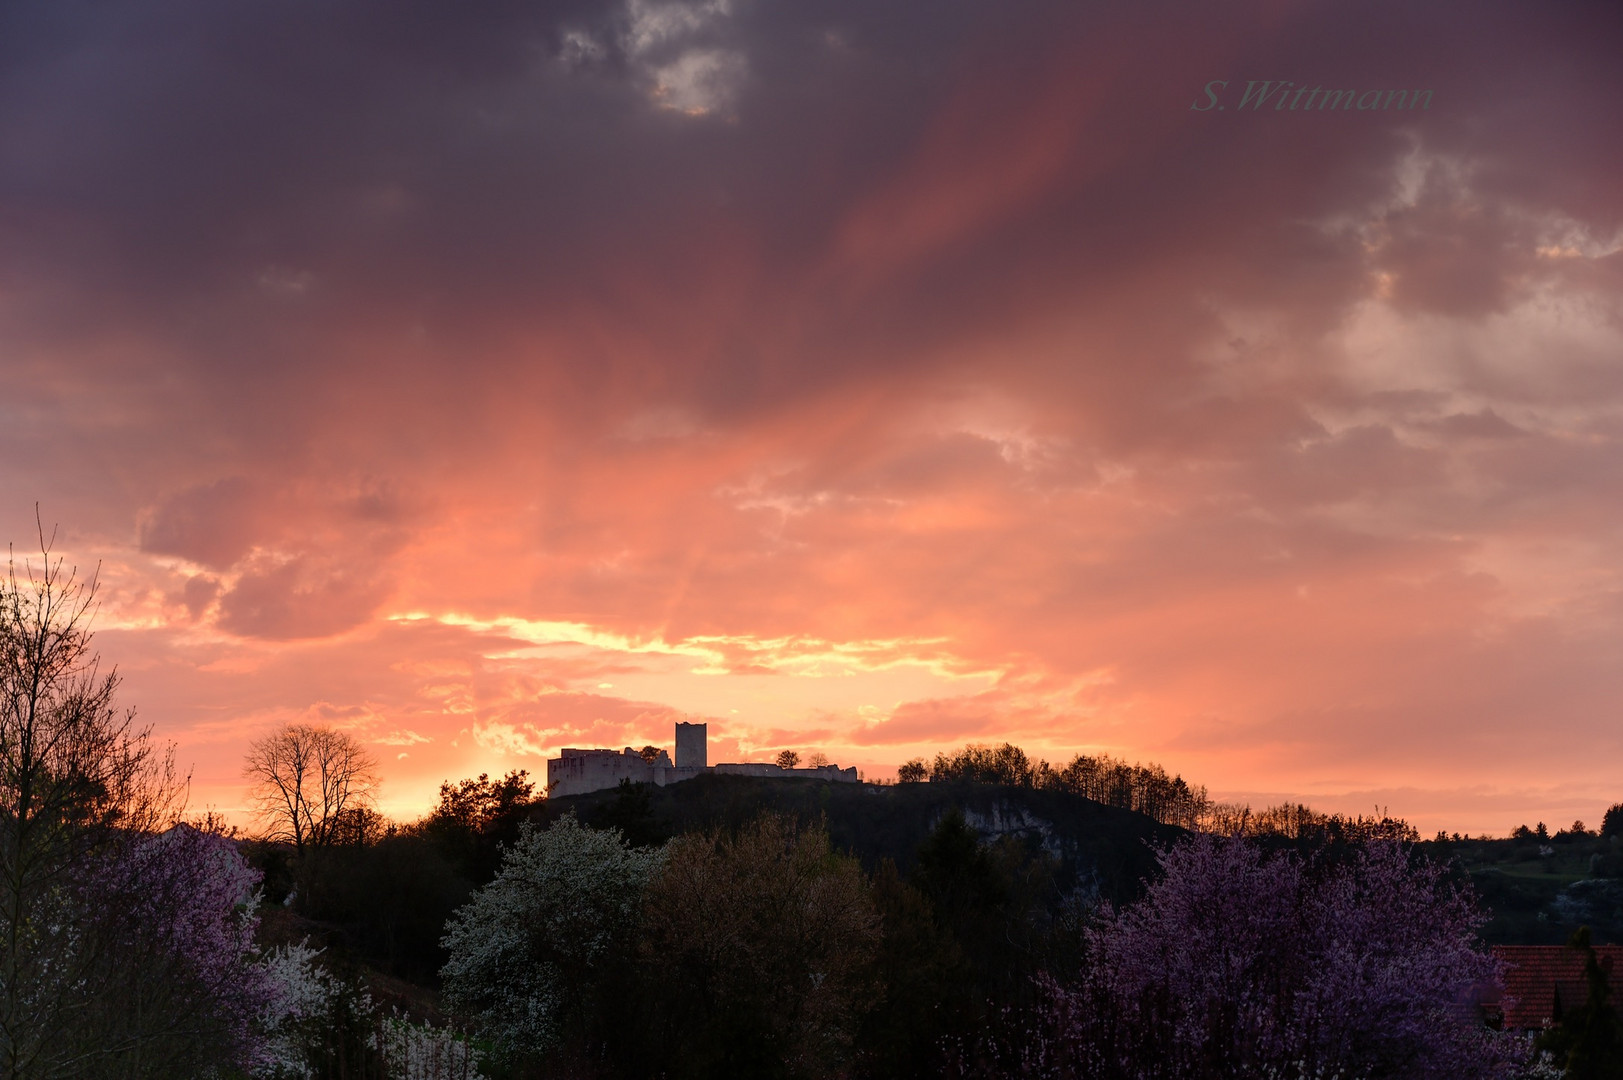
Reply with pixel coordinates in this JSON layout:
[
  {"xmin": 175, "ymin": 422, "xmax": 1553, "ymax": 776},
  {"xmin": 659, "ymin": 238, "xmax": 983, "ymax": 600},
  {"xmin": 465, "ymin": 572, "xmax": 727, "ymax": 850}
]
[{"xmin": 1191, "ymin": 80, "xmax": 1433, "ymax": 112}]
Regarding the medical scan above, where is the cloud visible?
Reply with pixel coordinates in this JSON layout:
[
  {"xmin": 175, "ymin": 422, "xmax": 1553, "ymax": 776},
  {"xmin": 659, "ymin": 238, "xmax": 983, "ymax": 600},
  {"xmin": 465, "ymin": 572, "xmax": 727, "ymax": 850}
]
[
  {"xmin": 0, "ymin": 0, "xmax": 1618, "ymax": 835},
  {"xmin": 217, "ymin": 554, "xmax": 395, "ymax": 640},
  {"xmin": 849, "ymin": 695, "xmax": 1003, "ymax": 747},
  {"xmin": 140, "ymin": 478, "xmax": 266, "ymax": 569},
  {"xmin": 375, "ymin": 729, "xmax": 432, "ymax": 746}
]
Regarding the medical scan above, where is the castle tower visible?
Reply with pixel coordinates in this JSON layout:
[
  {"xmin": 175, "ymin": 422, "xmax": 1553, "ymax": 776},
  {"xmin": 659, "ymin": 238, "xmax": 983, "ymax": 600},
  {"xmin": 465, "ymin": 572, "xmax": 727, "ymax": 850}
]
[{"xmin": 675, "ymin": 721, "xmax": 707, "ymax": 769}]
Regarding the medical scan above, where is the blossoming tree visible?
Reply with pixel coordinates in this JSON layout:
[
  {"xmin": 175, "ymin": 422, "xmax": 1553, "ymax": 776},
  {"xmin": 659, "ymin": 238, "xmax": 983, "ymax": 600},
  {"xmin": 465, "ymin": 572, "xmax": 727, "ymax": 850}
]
[{"xmin": 1031, "ymin": 835, "xmax": 1525, "ymax": 1079}]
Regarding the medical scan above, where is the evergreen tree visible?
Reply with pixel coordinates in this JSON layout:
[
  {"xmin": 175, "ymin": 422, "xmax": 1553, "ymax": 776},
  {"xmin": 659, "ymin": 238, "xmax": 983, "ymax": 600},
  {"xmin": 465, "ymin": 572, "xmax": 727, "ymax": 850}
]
[{"xmin": 1536, "ymin": 927, "xmax": 1623, "ymax": 1079}]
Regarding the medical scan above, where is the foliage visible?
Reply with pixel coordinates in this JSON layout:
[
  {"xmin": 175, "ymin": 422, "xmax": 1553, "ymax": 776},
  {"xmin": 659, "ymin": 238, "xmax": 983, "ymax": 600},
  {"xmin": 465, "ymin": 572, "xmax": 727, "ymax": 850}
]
[
  {"xmin": 777, "ymin": 749, "xmax": 802, "ymax": 769},
  {"xmin": 594, "ymin": 779, "xmax": 665, "ymax": 849},
  {"xmin": 426, "ymin": 772, "xmax": 535, "ymax": 838},
  {"xmin": 857, "ymin": 859, "xmax": 965, "ymax": 1078},
  {"xmin": 1426, "ymin": 830, "xmax": 1623, "ymax": 945},
  {"xmin": 87, "ymin": 822, "xmax": 274, "ymax": 1076},
  {"xmin": 0, "ymin": 532, "xmax": 266, "ymax": 1078},
  {"xmin": 855, "ymin": 810, "xmax": 1078, "ymax": 1078},
  {"xmin": 636, "ymin": 813, "xmax": 881, "ymax": 1080},
  {"xmin": 1199, "ymin": 801, "xmax": 1420, "ymax": 846},
  {"xmin": 416, "ymin": 771, "xmax": 537, "ymax": 883},
  {"xmin": 438, "ymin": 814, "xmax": 663, "ymax": 1063},
  {"xmin": 258, "ymin": 941, "xmax": 485, "ymax": 1080},
  {"xmin": 922, "ymin": 743, "xmax": 1209, "ymax": 830},
  {"xmin": 931, "ymin": 744, "xmax": 1036, "ymax": 788},
  {"xmin": 897, "ymin": 759, "xmax": 928, "ymax": 783},
  {"xmin": 371, "ymin": 1013, "xmax": 486, "ymax": 1080},
  {"xmin": 268, "ymin": 769, "xmax": 546, "ymax": 986},
  {"xmin": 1030, "ymin": 834, "xmax": 1522, "ymax": 1079},
  {"xmin": 245, "ymin": 724, "xmax": 379, "ymax": 852},
  {"xmin": 292, "ymin": 832, "xmax": 472, "ymax": 984},
  {"xmin": 1533, "ymin": 927, "xmax": 1623, "ymax": 1079},
  {"xmin": 258, "ymin": 941, "xmax": 351, "ymax": 1076},
  {"xmin": 1603, "ymin": 805, "xmax": 1623, "ymax": 841},
  {"xmin": 554, "ymin": 770, "xmax": 1174, "ymax": 909}
]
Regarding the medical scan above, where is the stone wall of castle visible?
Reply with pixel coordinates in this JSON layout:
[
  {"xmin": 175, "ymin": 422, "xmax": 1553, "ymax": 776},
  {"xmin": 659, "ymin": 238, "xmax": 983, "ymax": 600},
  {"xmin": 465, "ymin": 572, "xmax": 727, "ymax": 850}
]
[
  {"xmin": 546, "ymin": 747, "xmax": 705, "ymax": 798},
  {"xmin": 545, "ymin": 727, "xmax": 859, "ymax": 798}
]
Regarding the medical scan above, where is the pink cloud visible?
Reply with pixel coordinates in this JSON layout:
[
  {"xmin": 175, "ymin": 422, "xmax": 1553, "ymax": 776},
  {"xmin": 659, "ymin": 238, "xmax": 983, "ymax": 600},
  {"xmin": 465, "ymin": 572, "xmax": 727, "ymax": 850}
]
[{"xmin": 0, "ymin": 0, "xmax": 1618, "ymax": 837}]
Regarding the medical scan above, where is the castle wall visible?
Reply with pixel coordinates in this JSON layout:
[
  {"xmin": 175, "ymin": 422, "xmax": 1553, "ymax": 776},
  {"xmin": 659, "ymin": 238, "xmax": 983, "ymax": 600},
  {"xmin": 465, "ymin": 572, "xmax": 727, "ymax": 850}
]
[
  {"xmin": 546, "ymin": 726, "xmax": 857, "ymax": 797},
  {"xmin": 546, "ymin": 748, "xmax": 700, "ymax": 798}
]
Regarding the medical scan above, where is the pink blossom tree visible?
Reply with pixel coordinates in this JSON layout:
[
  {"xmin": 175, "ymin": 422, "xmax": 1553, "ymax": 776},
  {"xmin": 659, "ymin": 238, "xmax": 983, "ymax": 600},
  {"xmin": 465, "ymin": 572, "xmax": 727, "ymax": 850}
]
[
  {"xmin": 81, "ymin": 822, "xmax": 277, "ymax": 1075},
  {"xmin": 0, "ymin": 530, "xmax": 277, "ymax": 1077},
  {"xmin": 1015, "ymin": 835, "xmax": 1527, "ymax": 1079}
]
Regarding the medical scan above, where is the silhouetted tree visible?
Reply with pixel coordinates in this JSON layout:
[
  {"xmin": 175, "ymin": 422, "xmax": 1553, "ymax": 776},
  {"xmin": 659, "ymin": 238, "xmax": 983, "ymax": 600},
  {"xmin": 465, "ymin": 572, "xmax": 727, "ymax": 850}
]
[
  {"xmin": 429, "ymin": 770, "xmax": 536, "ymax": 834},
  {"xmin": 0, "ymin": 528, "xmax": 263, "ymax": 1078},
  {"xmin": 775, "ymin": 749, "xmax": 801, "ymax": 769},
  {"xmin": 856, "ymin": 860, "xmax": 964, "ymax": 1078},
  {"xmin": 595, "ymin": 778, "xmax": 663, "ymax": 848},
  {"xmin": 244, "ymin": 724, "xmax": 378, "ymax": 853},
  {"xmin": 913, "ymin": 809, "xmax": 1008, "ymax": 928},
  {"xmin": 931, "ymin": 744, "xmax": 1034, "ymax": 787},
  {"xmin": 897, "ymin": 759, "xmax": 928, "ymax": 783},
  {"xmin": 637, "ymin": 814, "xmax": 880, "ymax": 1080}
]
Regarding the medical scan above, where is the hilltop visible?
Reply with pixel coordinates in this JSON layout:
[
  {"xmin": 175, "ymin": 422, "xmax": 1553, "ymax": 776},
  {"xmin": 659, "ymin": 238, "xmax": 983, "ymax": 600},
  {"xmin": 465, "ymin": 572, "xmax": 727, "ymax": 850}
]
[{"xmin": 541, "ymin": 773, "xmax": 1185, "ymax": 905}]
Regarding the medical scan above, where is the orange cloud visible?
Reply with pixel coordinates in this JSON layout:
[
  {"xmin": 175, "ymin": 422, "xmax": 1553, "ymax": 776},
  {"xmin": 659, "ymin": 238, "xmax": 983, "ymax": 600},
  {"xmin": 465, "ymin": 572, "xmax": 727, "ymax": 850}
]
[{"xmin": 0, "ymin": 0, "xmax": 1619, "ymax": 837}]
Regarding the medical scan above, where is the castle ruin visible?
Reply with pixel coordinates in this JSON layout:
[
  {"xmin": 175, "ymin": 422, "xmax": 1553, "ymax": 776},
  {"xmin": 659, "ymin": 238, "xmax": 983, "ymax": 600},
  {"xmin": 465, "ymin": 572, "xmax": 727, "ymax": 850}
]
[{"xmin": 545, "ymin": 722, "xmax": 858, "ymax": 797}]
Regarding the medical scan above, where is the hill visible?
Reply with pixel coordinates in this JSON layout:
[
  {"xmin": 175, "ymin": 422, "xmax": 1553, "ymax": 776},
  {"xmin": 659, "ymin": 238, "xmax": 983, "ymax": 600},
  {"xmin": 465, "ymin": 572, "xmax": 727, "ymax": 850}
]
[
  {"xmin": 540, "ymin": 773, "xmax": 1186, "ymax": 905},
  {"xmin": 1424, "ymin": 831, "xmax": 1623, "ymax": 945}
]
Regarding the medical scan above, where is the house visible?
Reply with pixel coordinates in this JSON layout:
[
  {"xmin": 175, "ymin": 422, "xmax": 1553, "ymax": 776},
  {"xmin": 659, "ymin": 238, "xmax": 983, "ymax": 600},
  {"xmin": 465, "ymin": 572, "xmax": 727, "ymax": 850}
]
[{"xmin": 1482, "ymin": 944, "xmax": 1623, "ymax": 1030}]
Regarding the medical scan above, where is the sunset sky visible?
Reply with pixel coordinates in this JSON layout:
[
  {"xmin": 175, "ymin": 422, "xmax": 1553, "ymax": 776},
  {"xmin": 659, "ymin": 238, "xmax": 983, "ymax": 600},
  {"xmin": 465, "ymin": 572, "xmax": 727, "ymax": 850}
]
[{"xmin": 1, "ymin": 0, "xmax": 1619, "ymax": 835}]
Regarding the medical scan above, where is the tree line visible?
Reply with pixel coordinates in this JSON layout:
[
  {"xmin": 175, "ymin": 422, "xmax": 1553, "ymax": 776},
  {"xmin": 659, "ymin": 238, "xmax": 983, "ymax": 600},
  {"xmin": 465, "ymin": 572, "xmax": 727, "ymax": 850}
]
[
  {"xmin": 425, "ymin": 804, "xmax": 1573, "ymax": 1079},
  {"xmin": 897, "ymin": 744, "xmax": 1209, "ymax": 829},
  {"xmin": 897, "ymin": 743, "xmax": 1418, "ymax": 844}
]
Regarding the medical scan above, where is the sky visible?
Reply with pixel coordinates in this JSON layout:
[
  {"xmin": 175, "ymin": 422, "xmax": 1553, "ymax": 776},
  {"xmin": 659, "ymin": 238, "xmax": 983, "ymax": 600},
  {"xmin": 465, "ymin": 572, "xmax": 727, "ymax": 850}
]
[{"xmin": 1, "ymin": 0, "xmax": 1620, "ymax": 836}]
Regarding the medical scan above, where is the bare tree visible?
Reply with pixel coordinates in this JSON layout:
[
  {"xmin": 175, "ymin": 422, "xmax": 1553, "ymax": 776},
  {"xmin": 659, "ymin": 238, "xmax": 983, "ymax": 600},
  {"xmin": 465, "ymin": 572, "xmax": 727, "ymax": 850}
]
[
  {"xmin": 0, "ymin": 522, "xmax": 189, "ymax": 1079},
  {"xmin": 244, "ymin": 723, "xmax": 378, "ymax": 851},
  {"xmin": 896, "ymin": 758, "xmax": 927, "ymax": 783},
  {"xmin": 775, "ymin": 749, "xmax": 800, "ymax": 770}
]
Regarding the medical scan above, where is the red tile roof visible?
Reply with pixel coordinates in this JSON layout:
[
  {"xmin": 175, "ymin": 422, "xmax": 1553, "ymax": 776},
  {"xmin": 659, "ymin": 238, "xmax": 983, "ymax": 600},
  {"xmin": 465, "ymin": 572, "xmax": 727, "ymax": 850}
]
[{"xmin": 1486, "ymin": 945, "xmax": 1623, "ymax": 1030}]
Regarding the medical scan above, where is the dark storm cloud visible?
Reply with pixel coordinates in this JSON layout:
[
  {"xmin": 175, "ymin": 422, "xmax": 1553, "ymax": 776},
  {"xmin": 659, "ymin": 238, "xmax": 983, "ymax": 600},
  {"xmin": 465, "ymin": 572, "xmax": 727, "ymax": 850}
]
[{"xmin": 2, "ymin": 0, "xmax": 1616, "ymax": 435}]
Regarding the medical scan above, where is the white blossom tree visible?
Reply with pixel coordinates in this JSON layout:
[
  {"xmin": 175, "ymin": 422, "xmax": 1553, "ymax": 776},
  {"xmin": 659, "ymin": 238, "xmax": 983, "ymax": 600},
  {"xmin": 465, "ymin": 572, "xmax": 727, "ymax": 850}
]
[{"xmin": 439, "ymin": 814, "xmax": 664, "ymax": 1060}]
